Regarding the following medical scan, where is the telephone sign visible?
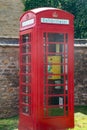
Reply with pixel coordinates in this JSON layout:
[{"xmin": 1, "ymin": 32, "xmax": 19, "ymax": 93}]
[
  {"xmin": 41, "ymin": 18, "xmax": 69, "ymax": 24},
  {"xmin": 22, "ymin": 19, "xmax": 34, "ymax": 27}
]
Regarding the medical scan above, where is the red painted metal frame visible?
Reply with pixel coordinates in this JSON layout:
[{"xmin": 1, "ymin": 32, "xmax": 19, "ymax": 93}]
[
  {"xmin": 19, "ymin": 7, "xmax": 74, "ymax": 130},
  {"xmin": 37, "ymin": 28, "xmax": 74, "ymax": 130}
]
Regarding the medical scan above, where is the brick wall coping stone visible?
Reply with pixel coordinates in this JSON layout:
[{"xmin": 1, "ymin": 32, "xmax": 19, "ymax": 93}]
[
  {"xmin": 74, "ymin": 44, "xmax": 87, "ymax": 47},
  {"xmin": 0, "ymin": 44, "xmax": 19, "ymax": 47},
  {"xmin": 0, "ymin": 36, "xmax": 19, "ymax": 39},
  {"xmin": 74, "ymin": 39, "xmax": 87, "ymax": 44},
  {"xmin": 0, "ymin": 43, "xmax": 87, "ymax": 47}
]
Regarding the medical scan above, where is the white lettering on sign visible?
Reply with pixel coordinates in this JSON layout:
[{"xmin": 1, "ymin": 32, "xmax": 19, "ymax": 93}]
[
  {"xmin": 22, "ymin": 19, "xmax": 34, "ymax": 27},
  {"xmin": 41, "ymin": 18, "xmax": 69, "ymax": 25}
]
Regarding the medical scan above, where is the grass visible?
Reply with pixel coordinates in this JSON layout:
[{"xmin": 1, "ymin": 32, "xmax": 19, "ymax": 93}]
[
  {"xmin": 71, "ymin": 112, "xmax": 87, "ymax": 130},
  {"xmin": 69, "ymin": 106, "xmax": 87, "ymax": 130},
  {"xmin": 0, "ymin": 116, "xmax": 18, "ymax": 130},
  {"xmin": 74, "ymin": 106, "xmax": 87, "ymax": 115},
  {"xmin": 0, "ymin": 106, "xmax": 87, "ymax": 130}
]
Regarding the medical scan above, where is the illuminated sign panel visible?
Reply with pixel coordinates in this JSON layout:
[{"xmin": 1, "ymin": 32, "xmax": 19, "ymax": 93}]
[
  {"xmin": 41, "ymin": 18, "xmax": 69, "ymax": 25},
  {"xmin": 22, "ymin": 19, "xmax": 34, "ymax": 27}
]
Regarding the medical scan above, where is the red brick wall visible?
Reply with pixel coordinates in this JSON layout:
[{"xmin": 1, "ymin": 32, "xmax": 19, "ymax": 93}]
[
  {"xmin": 74, "ymin": 46, "xmax": 87, "ymax": 105},
  {"xmin": 0, "ymin": 44, "xmax": 87, "ymax": 118},
  {"xmin": 0, "ymin": 44, "xmax": 19, "ymax": 118}
]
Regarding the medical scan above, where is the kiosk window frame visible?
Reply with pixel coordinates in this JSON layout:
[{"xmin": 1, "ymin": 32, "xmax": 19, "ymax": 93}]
[{"xmin": 43, "ymin": 32, "xmax": 68, "ymax": 117}]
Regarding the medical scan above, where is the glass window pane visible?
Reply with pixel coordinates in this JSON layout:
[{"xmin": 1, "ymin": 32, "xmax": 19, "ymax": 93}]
[
  {"xmin": 22, "ymin": 55, "xmax": 31, "ymax": 63},
  {"xmin": 22, "ymin": 85, "xmax": 31, "ymax": 94},
  {"xmin": 48, "ymin": 107, "xmax": 64, "ymax": 116},
  {"xmin": 48, "ymin": 86, "xmax": 64, "ymax": 94},
  {"xmin": 48, "ymin": 33, "xmax": 64, "ymax": 42},
  {"xmin": 48, "ymin": 96, "xmax": 64, "ymax": 106},
  {"xmin": 48, "ymin": 77, "xmax": 64, "ymax": 84},
  {"xmin": 47, "ymin": 54, "xmax": 64, "ymax": 64},
  {"xmin": 48, "ymin": 44, "xmax": 64, "ymax": 53},
  {"xmin": 22, "ymin": 75, "xmax": 31, "ymax": 83},
  {"xmin": 22, "ymin": 96, "xmax": 31, "ymax": 104},
  {"xmin": 21, "ymin": 65, "xmax": 31, "ymax": 73},
  {"xmin": 22, "ymin": 34, "xmax": 31, "ymax": 43},
  {"xmin": 47, "ymin": 64, "xmax": 64, "ymax": 75},
  {"xmin": 22, "ymin": 106, "xmax": 31, "ymax": 115},
  {"xmin": 22, "ymin": 44, "xmax": 31, "ymax": 53},
  {"xmin": 48, "ymin": 44, "xmax": 56, "ymax": 52}
]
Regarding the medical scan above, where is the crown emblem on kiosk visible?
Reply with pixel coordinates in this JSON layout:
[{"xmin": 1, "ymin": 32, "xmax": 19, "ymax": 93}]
[
  {"xmin": 26, "ymin": 14, "xmax": 29, "ymax": 20},
  {"xmin": 52, "ymin": 12, "xmax": 58, "ymax": 18}
]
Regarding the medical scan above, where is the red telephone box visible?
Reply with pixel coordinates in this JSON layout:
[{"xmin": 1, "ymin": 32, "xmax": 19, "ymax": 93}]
[{"xmin": 19, "ymin": 7, "xmax": 74, "ymax": 130}]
